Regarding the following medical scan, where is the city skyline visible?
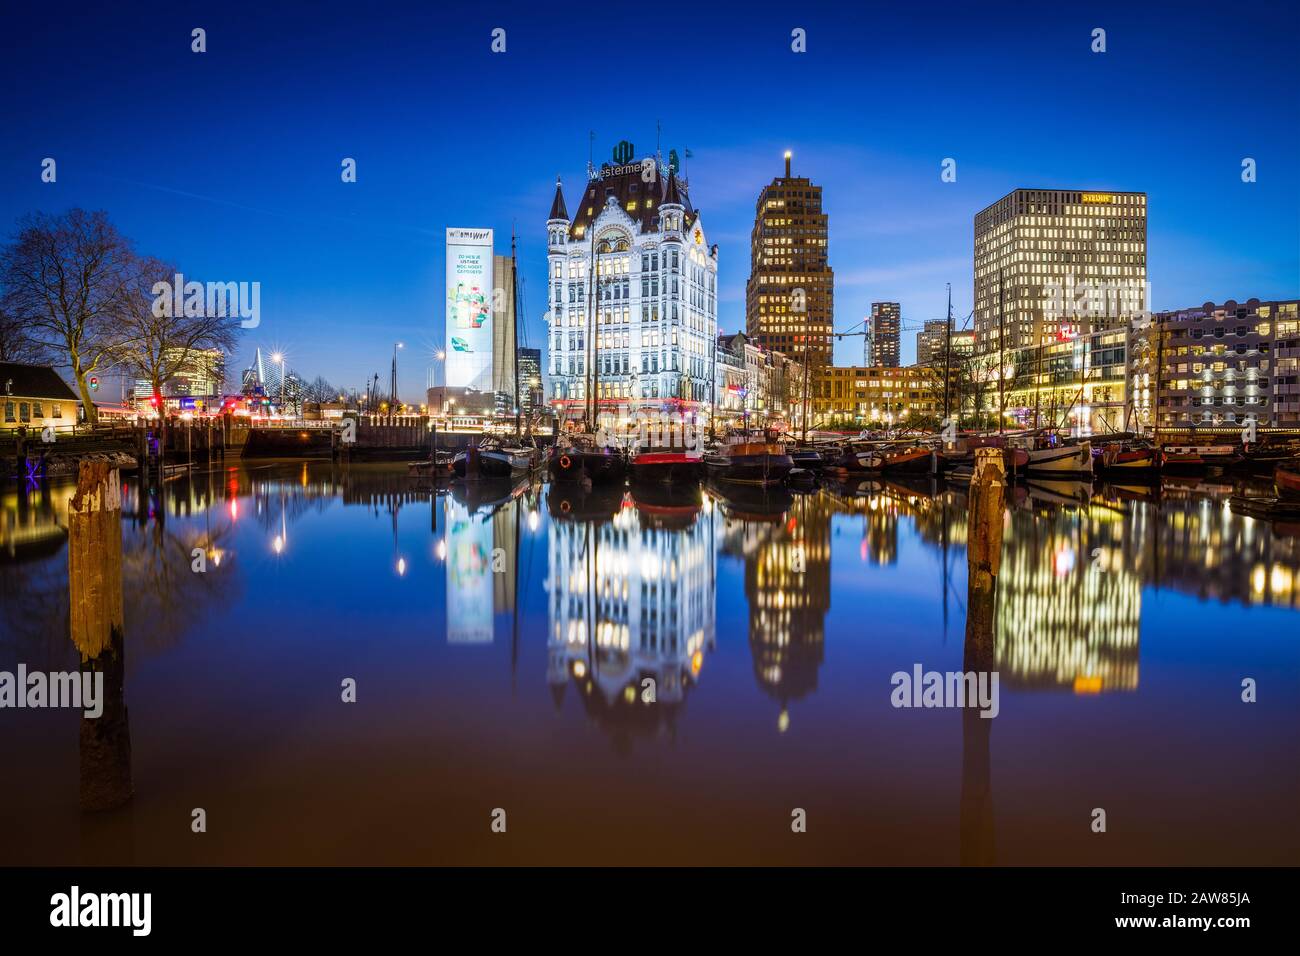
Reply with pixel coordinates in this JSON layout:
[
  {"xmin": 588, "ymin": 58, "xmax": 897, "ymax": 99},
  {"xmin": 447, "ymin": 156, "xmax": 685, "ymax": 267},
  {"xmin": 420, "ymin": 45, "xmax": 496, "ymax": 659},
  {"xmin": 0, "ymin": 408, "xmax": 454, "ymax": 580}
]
[{"xmin": 1, "ymin": 2, "xmax": 1295, "ymax": 402}]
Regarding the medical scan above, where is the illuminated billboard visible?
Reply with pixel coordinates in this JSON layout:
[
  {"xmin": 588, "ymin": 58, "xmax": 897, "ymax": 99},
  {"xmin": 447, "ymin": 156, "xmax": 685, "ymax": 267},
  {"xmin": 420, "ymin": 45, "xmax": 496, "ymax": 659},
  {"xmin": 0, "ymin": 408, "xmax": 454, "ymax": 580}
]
[{"xmin": 445, "ymin": 227, "xmax": 494, "ymax": 391}]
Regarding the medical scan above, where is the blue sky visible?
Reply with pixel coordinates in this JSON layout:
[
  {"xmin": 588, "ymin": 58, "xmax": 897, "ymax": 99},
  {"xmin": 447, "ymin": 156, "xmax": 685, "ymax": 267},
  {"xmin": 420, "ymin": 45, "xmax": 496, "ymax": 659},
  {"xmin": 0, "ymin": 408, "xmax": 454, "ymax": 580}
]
[{"xmin": 1, "ymin": 0, "xmax": 1296, "ymax": 401}]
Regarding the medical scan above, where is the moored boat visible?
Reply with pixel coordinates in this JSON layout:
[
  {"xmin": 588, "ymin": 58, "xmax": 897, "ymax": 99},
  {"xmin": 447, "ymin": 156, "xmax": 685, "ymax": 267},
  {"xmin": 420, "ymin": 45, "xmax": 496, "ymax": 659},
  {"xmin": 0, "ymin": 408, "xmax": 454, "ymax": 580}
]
[
  {"xmin": 1160, "ymin": 444, "xmax": 1237, "ymax": 473},
  {"xmin": 1275, "ymin": 461, "xmax": 1300, "ymax": 500},
  {"xmin": 629, "ymin": 448, "xmax": 704, "ymax": 484},
  {"xmin": 548, "ymin": 435, "xmax": 626, "ymax": 484},
  {"xmin": 879, "ymin": 445, "xmax": 932, "ymax": 474},
  {"xmin": 703, "ymin": 434, "xmax": 793, "ymax": 486},
  {"xmin": 837, "ymin": 441, "xmax": 884, "ymax": 473},
  {"xmin": 1236, "ymin": 441, "xmax": 1300, "ymax": 472},
  {"xmin": 1023, "ymin": 440, "xmax": 1093, "ymax": 478},
  {"xmin": 453, "ymin": 438, "xmax": 535, "ymax": 479},
  {"xmin": 1096, "ymin": 443, "xmax": 1160, "ymax": 474},
  {"xmin": 788, "ymin": 446, "xmax": 828, "ymax": 472}
]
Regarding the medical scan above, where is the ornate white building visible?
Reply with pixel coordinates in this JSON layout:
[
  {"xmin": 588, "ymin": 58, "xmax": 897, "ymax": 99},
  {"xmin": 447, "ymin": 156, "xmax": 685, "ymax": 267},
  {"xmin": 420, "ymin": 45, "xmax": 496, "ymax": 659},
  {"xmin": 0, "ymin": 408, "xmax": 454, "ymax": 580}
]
[{"xmin": 546, "ymin": 142, "xmax": 719, "ymax": 431}]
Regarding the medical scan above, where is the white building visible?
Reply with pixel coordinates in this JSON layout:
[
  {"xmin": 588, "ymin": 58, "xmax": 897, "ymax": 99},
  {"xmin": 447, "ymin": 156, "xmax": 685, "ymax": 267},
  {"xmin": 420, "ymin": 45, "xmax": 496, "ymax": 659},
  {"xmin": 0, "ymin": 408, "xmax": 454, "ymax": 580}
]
[{"xmin": 546, "ymin": 142, "xmax": 719, "ymax": 432}]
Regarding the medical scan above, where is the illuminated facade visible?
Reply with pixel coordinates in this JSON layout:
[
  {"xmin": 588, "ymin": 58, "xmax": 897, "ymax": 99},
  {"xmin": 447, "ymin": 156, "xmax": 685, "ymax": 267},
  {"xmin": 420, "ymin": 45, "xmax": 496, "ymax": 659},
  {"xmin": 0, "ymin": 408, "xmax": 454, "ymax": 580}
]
[
  {"xmin": 974, "ymin": 189, "xmax": 1147, "ymax": 356},
  {"xmin": 869, "ymin": 302, "xmax": 901, "ymax": 367},
  {"xmin": 916, "ymin": 321, "xmax": 974, "ymax": 367},
  {"xmin": 545, "ymin": 141, "xmax": 718, "ymax": 430},
  {"xmin": 818, "ymin": 365, "xmax": 942, "ymax": 426},
  {"xmin": 1003, "ymin": 327, "xmax": 1129, "ymax": 435},
  {"xmin": 712, "ymin": 331, "xmax": 804, "ymax": 429},
  {"xmin": 1129, "ymin": 298, "xmax": 1300, "ymax": 430},
  {"xmin": 745, "ymin": 152, "xmax": 833, "ymax": 403}
]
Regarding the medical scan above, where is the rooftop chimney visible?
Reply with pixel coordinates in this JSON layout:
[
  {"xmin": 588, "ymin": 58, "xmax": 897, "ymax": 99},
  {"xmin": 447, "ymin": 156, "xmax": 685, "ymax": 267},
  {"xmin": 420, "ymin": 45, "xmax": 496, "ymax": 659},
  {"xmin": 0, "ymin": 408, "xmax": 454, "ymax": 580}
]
[{"xmin": 784, "ymin": 150, "xmax": 792, "ymax": 177}]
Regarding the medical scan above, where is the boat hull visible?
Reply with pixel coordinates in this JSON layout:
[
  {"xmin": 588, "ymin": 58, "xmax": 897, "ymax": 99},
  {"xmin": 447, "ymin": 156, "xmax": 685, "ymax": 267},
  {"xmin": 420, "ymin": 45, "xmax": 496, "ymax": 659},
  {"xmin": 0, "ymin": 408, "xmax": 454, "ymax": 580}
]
[
  {"xmin": 1161, "ymin": 445, "xmax": 1237, "ymax": 473},
  {"xmin": 703, "ymin": 452, "xmax": 793, "ymax": 486},
  {"xmin": 1097, "ymin": 446, "xmax": 1160, "ymax": 474},
  {"xmin": 881, "ymin": 448, "xmax": 932, "ymax": 474},
  {"xmin": 454, "ymin": 449, "xmax": 526, "ymax": 479},
  {"xmin": 630, "ymin": 452, "xmax": 703, "ymax": 484},
  {"xmin": 549, "ymin": 448, "xmax": 626, "ymax": 484},
  {"xmin": 1025, "ymin": 443, "xmax": 1093, "ymax": 477}
]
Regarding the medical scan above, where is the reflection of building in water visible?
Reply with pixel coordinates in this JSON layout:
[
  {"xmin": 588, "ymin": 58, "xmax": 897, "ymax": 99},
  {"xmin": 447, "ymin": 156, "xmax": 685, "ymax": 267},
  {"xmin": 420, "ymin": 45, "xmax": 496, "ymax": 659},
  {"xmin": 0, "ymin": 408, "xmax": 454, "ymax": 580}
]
[
  {"xmin": 1, "ymin": 480, "xmax": 67, "ymax": 562},
  {"xmin": 445, "ymin": 496, "xmax": 499, "ymax": 644},
  {"xmin": 546, "ymin": 493, "xmax": 716, "ymax": 742},
  {"xmin": 1116, "ymin": 482, "xmax": 1300, "ymax": 610},
  {"xmin": 996, "ymin": 501, "xmax": 1141, "ymax": 692},
  {"xmin": 717, "ymin": 492, "xmax": 831, "ymax": 728}
]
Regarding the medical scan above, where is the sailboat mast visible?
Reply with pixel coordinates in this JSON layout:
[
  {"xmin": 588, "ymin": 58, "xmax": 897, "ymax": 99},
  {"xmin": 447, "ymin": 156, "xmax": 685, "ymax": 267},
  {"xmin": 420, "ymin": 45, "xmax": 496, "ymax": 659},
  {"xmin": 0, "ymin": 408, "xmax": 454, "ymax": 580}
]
[
  {"xmin": 943, "ymin": 283, "xmax": 953, "ymax": 423},
  {"xmin": 585, "ymin": 208, "xmax": 597, "ymax": 433},
  {"xmin": 1152, "ymin": 315, "xmax": 1164, "ymax": 446},
  {"xmin": 1034, "ymin": 339, "xmax": 1043, "ymax": 431},
  {"xmin": 801, "ymin": 310, "xmax": 810, "ymax": 442},
  {"xmin": 997, "ymin": 268, "xmax": 1005, "ymax": 435},
  {"xmin": 511, "ymin": 229, "xmax": 521, "ymax": 438}
]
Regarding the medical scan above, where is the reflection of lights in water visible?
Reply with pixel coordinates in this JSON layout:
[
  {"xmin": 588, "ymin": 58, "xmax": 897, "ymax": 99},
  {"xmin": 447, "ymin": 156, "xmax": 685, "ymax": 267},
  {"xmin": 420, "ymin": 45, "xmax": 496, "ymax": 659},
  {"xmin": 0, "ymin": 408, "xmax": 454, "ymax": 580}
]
[
  {"xmin": 210, "ymin": 548, "xmax": 223, "ymax": 567},
  {"xmin": 573, "ymin": 660, "xmax": 587, "ymax": 679},
  {"xmin": 272, "ymin": 535, "xmax": 283, "ymax": 554},
  {"xmin": 778, "ymin": 708, "xmax": 790, "ymax": 733},
  {"xmin": 1252, "ymin": 564, "xmax": 1266, "ymax": 596},
  {"xmin": 691, "ymin": 650, "xmax": 703, "ymax": 676},
  {"xmin": 396, "ymin": 557, "xmax": 407, "ymax": 576},
  {"xmin": 527, "ymin": 509, "xmax": 539, "ymax": 532},
  {"xmin": 229, "ymin": 499, "xmax": 238, "ymax": 520},
  {"xmin": 1073, "ymin": 675, "xmax": 1103, "ymax": 694},
  {"xmin": 1053, "ymin": 544, "xmax": 1075, "ymax": 577},
  {"xmin": 1271, "ymin": 564, "xmax": 1292, "ymax": 595},
  {"xmin": 435, "ymin": 538, "xmax": 447, "ymax": 561}
]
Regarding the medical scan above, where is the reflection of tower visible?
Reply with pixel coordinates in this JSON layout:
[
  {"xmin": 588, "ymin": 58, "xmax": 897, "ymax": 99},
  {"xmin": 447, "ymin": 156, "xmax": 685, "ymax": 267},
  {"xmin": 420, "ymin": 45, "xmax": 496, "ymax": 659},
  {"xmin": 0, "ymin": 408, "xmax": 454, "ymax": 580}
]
[
  {"xmin": 862, "ymin": 494, "xmax": 899, "ymax": 566},
  {"xmin": 995, "ymin": 503, "xmax": 1141, "ymax": 692},
  {"xmin": 492, "ymin": 503, "xmax": 517, "ymax": 614},
  {"xmin": 445, "ymin": 495, "xmax": 496, "ymax": 644},
  {"xmin": 719, "ymin": 492, "xmax": 831, "ymax": 728},
  {"xmin": 545, "ymin": 489, "xmax": 717, "ymax": 747}
]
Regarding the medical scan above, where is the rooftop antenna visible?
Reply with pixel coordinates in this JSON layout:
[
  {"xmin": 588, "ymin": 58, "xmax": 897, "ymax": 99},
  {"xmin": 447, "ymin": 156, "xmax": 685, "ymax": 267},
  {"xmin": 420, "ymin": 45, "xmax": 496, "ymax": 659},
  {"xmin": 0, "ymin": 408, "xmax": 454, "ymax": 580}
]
[{"xmin": 587, "ymin": 130, "xmax": 596, "ymax": 179}]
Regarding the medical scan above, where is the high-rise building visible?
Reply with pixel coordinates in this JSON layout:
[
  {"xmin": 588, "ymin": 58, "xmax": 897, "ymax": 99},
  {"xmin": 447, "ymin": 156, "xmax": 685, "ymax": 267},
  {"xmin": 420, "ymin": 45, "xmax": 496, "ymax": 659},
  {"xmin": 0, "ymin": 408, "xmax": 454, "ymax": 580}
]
[
  {"xmin": 916, "ymin": 320, "xmax": 975, "ymax": 367},
  {"xmin": 745, "ymin": 152, "xmax": 833, "ymax": 410},
  {"xmin": 973, "ymin": 189, "xmax": 1146, "ymax": 355},
  {"xmin": 517, "ymin": 347, "xmax": 542, "ymax": 419},
  {"xmin": 165, "ymin": 347, "xmax": 224, "ymax": 397},
  {"xmin": 869, "ymin": 302, "xmax": 900, "ymax": 367},
  {"xmin": 491, "ymin": 252, "xmax": 517, "ymax": 411},
  {"xmin": 545, "ymin": 139, "xmax": 718, "ymax": 430}
]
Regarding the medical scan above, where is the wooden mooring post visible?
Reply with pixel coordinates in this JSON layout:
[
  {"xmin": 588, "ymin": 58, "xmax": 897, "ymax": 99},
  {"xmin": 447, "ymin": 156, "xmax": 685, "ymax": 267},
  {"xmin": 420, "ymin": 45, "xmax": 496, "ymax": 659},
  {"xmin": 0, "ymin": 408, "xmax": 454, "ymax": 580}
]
[
  {"xmin": 68, "ymin": 460, "xmax": 132, "ymax": 811},
  {"xmin": 960, "ymin": 447, "xmax": 1004, "ymax": 866}
]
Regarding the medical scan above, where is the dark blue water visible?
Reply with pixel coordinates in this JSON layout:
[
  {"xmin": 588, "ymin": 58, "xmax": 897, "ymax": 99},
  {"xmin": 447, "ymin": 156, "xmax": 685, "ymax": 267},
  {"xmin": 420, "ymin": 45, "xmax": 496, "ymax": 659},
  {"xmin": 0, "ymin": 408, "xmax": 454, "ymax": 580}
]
[{"xmin": 1, "ymin": 462, "xmax": 1297, "ymax": 864}]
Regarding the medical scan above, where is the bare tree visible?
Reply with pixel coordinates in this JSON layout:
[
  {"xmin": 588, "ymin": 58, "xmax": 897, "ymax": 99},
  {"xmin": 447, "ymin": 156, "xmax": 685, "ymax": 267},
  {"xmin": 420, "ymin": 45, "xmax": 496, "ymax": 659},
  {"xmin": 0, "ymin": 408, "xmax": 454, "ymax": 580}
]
[
  {"xmin": 112, "ymin": 255, "xmax": 241, "ymax": 439},
  {"xmin": 301, "ymin": 375, "xmax": 338, "ymax": 405},
  {"xmin": 0, "ymin": 209, "xmax": 136, "ymax": 423},
  {"xmin": 0, "ymin": 299, "xmax": 52, "ymax": 363}
]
